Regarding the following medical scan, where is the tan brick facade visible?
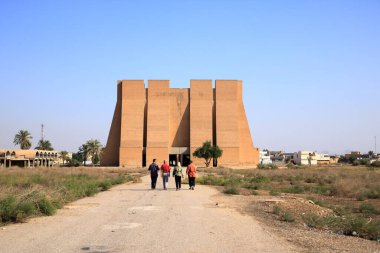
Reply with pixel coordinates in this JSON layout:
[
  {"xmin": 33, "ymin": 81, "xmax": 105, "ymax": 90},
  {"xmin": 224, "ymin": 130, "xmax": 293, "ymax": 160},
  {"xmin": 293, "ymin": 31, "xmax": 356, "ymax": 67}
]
[{"xmin": 101, "ymin": 80, "xmax": 259, "ymax": 167}]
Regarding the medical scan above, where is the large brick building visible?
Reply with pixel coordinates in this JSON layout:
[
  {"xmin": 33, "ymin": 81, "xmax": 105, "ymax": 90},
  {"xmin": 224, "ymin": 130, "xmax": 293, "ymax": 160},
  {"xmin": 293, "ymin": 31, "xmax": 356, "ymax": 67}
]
[{"xmin": 101, "ymin": 80, "xmax": 259, "ymax": 167}]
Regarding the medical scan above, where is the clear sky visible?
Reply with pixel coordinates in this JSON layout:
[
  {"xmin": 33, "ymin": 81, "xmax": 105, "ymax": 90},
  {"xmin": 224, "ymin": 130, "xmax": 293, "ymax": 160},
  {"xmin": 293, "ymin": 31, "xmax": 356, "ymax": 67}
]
[{"xmin": 1, "ymin": 1, "xmax": 379, "ymax": 155}]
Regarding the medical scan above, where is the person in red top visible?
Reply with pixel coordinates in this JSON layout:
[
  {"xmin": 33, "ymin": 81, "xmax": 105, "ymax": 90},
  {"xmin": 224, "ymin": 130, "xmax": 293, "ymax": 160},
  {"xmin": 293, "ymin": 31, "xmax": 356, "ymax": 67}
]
[
  {"xmin": 161, "ymin": 160, "xmax": 171, "ymax": 190},
  {"xmin": 186, "ymin": 160, "xmax": 197, "ymax": 190}
]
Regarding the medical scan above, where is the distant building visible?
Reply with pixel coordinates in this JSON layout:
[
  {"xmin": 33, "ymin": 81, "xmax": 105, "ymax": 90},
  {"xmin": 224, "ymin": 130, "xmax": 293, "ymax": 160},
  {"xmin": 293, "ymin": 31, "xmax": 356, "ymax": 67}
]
[
  {"xmin": 293, "ymin": 151, "xmax": 318, "ymax": 166},
  {"xmin": 345, "ymin": 151, "xmax": 361, "ymax": 159},
  {"xmin": 0, "ymin": 149, "xmax": 59, "ymax": 168},
  {"xmin": 314, "ymin": 153, "xmax": 331, "ymax": 165},
  {"xmin": 329, "ymin": 155, "xmax": 340, "ymax": 164},
  {"xmin": 269, "ymin": 151, "xmax": 285, "ymax": 163},
  {"xmin": 293, "ymin": 151, "xmax": 339, "ymax": 165},
  {"xmin": 259, "ymin": 150, "xmax": 272, "ymax": 164},
  {"xmin": 283, "ymin": 153, "xmax": 295, "ymax": 163}
]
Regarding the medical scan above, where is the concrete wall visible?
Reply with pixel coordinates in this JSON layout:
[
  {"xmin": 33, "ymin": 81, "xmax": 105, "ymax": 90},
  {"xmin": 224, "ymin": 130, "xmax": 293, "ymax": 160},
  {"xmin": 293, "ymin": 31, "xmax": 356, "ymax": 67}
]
[
  {"xmin": 146, "ymin": 80, "xmax": 170, "ymax": 165},
  {"xmin": 215, "ymin": 80, "xmax": 240, "ymax": 165},
  {"xmin": 119, "ymin": 80, "xmax": 146, "ymax": 167},
  {"xmin": 190, "ymin": 80, "xmax": 213, "ymax": 167}
]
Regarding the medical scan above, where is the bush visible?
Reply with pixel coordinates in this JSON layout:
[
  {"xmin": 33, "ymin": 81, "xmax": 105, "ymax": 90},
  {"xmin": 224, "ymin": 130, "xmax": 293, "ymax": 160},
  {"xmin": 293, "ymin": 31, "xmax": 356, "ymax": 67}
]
[
  {"xmin": 359, "ymin": 203, "xmax": 379, "ymax": 215},
  {"xmin": 283, "ymin": 185, "xmax": 306, "ymax": 194},
  {"xmin": 99, "ymin": 181, "xmax": 112, "ymax": 191},
  {"xmin": 1, "ymin": 197, "xmax": 37, "ymax": 223},
  {"xmin": 281, "ymin": 212, "xmax": 295, "ymax": 222},
  {"xmin": 223, "ymin": 178, "xmax": 240, "ymax": 195},
  {"xmin": 223, "ymin": 185, "xmax": 239, "ymax": 195},
  {"xmin": 37, "ymin": 197, "xmax": 55, "ymax": 216},
  {"xmin": 270, "ymin": 189, "xmax": 280, "ymax": 196},
  {"xmin": 0, "ymin": 194, "xmax": 56, "ymax": 223},
  {"xmin": 251, "ymin": 190, "xmax": 259, "ymax": 195},
  {"xmin": 273, "ymin": 205, "xmax": 282, "ymax": 215},
  {"xmin": 370, "ymin": 161, "xmax": 380, "ymax": 167},
  {"xmin": 258, "ymin": 164, "xmax": 278, "ymax": 170},
  {"xmin": 198, "ymin": 174, "xmax": 226, "ymax": 186},
  {"xmin": 66, "ymin": 158, "xmax": 81, "ymax": 167},
  {"xmin": 272, "ymin": 205, "xmax": 294, "ymax": 222},
  {"xmin": 303, "ymin": 213, "xmax": 380, "ymax": 240}
]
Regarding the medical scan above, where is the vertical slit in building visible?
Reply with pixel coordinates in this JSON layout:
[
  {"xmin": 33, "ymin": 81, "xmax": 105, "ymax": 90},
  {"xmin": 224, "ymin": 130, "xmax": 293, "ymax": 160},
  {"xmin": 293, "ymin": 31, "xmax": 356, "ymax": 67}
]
[
  {"xmin": 212, "ymin": 87, "xmax": 217, "ymax": 167},
  {"xmin": 142, "ymin": 87, "xmax": 148, "ymax": 167}
]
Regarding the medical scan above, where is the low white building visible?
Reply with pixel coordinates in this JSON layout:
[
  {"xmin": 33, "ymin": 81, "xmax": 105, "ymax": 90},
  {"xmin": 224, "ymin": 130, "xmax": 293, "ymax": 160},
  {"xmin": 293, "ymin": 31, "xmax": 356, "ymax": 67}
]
[
  {"xmin": 293, "ymin": 151, "xmax": 318, "ymax": 165},
  {"xmin": 259, "ymin": 150, "xmax": 272, "ymax": 164},
  {"xmin": 314, "ymin": 153, "xmax": 331, "ymax": 165}
]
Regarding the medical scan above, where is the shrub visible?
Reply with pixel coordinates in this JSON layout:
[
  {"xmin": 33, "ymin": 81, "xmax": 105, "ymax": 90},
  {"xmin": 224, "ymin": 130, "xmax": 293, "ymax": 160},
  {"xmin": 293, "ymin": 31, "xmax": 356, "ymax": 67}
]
[
  {"xmin": 99, "ymin": 181, "xmax": 112, "ymax": 191},
  {"xmin": 223, "ymin": 185, "xmax": 239, "ymax": 195},
  {"xmin": 359, "ymin": 203, "xmax": 379, "ymax": 215},
  {"xmin": 110, "ymin": 175, "xmax": 126, "ymax": 185},
  {"xmin": 303, "ymin": 213, "xmax": 380, "ymax": 240},
  {"xmin": 370, "ymin": 161, "xmax": 380, "ymax": 167},
  {"xmin": 365, "ymin": 187, "xmax": 380, "ymax": 199},
  {"xmin": 198, "ymin": 174, "xmax": 226, "ymax": 186},
  {"xmin": 356, "ymin": 194, "xmax": 366, "ymax": 201},
  {"xmin": 66, "ymin": 158, "xmax": 81, "ymax": 167},
  {"xmin": 270, "ymin": 189, "xmax": 280, "ymax": 196},
  {"xmin": 273, "ymin": 205, "xmax": 282, "ymax": 215},
  {"xmin": 251, "ymin": 175, "xmax": 270, "ymax": 184},
  {"xmin": 251, "ymin": 190, "xmax": 259, "ymax": 195},
  {"xmin": 282, "ymin": 185, "xmax": 306, "ymax": 194},
  {"xmin": 273, "ymin": 205, "xmax": 295, "ymax": 222},
  {"xmin": 0, "ymin": 196, "xmax": 20, "ymax": 222},
  {"xmin": 257, "ymin": 164, "xmax": 278, "ymax": 170},
  {"xmin": 223, "ymin": 178, "xmax": 240, "ymax": 195},
  {"xmin": 37, "ymin": 197, "xmax": 56, "ymax": 216},
  {"xmin": 281, "ymin": 212, "xmax": 295, "ymax": 222}
]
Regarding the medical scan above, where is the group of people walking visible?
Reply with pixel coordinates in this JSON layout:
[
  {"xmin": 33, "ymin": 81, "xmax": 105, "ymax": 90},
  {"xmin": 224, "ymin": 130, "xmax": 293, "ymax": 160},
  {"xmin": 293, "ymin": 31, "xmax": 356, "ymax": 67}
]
[{"xmin": 148, "ymin": 159, "xmax": 197, "ymax": 191}]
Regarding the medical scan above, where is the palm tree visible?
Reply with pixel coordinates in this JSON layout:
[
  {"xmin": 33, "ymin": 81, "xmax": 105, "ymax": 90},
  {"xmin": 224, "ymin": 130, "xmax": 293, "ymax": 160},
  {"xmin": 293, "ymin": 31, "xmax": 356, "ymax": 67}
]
[
  {"xmin": 78, "ymin": 144, "xmax": 88, "ymax": 165},
  {"xmin": 13, "ymin": 130, "xmax": 33, "ymax": 149},
  {"xmin": 85, "ymin": 139, "xmax": 103, "ymax": 166},
  {"xmin": 59, "ymin": 151, "xmax": 69, "ymax": 165},
  {"xmin": 35, "ymin": 139, "xmax": 54, "ymax": 150}
]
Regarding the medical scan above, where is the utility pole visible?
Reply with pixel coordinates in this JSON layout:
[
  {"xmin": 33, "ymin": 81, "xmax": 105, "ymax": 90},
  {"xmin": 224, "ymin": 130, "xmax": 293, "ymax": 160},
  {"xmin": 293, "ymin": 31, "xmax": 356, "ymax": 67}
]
[
  {"xmin": 41, "ymin": 124, "xmax": 44, "ymax": 141},
  {"xmin": 375, "ymin": 136, "xmax": 377, "ymax": 154}
]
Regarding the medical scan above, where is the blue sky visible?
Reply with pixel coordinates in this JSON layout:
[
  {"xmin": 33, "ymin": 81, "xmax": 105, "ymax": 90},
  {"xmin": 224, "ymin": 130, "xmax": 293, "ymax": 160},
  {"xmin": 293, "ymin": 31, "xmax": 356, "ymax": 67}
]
[{"xmin": 1, "ymin": 0, "xmax": 379, "ymax": 154}]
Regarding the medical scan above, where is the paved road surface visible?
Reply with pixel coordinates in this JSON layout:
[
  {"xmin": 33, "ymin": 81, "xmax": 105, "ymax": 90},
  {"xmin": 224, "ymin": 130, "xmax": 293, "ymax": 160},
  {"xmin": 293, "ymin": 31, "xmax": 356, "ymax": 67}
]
[{"xmin": 0, "ymin": 175, "xmax": 298, "ymax": 253}]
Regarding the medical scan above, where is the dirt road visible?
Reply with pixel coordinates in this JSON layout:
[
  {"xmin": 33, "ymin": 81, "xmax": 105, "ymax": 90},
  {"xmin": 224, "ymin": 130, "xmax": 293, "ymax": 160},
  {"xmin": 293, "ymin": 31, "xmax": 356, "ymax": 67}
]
[{"xmin": 0, "ymin": 175, "xmax": 299, "ymax": 253}]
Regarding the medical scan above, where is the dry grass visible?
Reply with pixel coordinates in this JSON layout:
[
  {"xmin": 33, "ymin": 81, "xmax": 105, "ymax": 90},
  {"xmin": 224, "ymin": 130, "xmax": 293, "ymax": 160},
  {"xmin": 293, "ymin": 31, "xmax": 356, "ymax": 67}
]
[
  {"xmin": 0, "ymin": 167, "xmax": 146, "ymax": 224},
  {"xmin": 197, "ymin": 166, "xmax": 380, "ymax": 241}
]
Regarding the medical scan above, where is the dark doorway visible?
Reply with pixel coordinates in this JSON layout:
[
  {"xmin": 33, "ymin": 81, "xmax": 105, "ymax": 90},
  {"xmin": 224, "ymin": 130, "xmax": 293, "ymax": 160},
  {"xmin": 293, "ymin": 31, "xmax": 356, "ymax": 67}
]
[
  {"xmin": 181, "ymin": 155, "xmax": 191, "ymax": 167},
  {"xmin": 169, "ymin": 154, "xmax": 177, "ymax": 166},
  {"xmin": 169, "ymin": 154, "xmax": 191, "ymax": 167}
]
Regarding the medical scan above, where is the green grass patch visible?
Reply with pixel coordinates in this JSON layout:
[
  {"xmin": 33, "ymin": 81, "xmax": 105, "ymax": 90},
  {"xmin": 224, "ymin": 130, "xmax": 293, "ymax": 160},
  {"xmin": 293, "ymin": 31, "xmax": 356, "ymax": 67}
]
[{"xmin": 359, "ymin": 203, "xmax": 379, "ymax": 216}]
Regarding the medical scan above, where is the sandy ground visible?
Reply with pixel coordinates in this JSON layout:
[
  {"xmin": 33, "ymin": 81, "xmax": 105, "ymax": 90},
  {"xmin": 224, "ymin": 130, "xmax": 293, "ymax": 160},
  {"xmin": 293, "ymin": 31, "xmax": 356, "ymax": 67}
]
[{"xmin": 0, "ymin": 175, "xmax": 301, "ymax": 253}]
